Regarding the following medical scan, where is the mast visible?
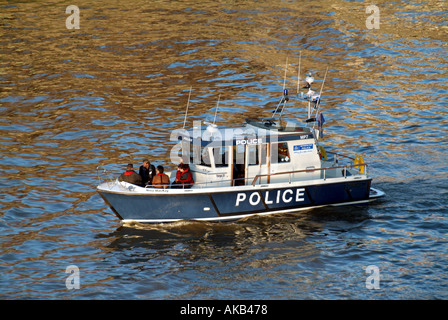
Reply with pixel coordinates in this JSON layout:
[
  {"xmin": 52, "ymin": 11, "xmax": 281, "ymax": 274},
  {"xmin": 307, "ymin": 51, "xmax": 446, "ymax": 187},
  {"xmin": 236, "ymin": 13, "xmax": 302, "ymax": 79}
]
[
  {"xmin": 272, "ymin": 57, "xmax": 290, "ymax": 119},
  {"xmin": 314, "ymin": 67, "xmax": 328, "ymax": 115},
  {"xmin": 183, "ymin": 86, "xmax": 192, "ymax": 129},
  {"xmin": 297, "ymin": 52, "xmax": 301, "ymax": 96},
  {"xmin": 213, "ymin": 94, "xmax": 221, "ymax": 124}
]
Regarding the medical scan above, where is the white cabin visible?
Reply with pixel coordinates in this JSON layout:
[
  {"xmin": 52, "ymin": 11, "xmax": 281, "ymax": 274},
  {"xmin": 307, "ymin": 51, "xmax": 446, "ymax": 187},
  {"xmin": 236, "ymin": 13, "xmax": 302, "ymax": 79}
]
[{"xmin": 177, "ymin": 117, "xmax": 324, "ymax": 188}]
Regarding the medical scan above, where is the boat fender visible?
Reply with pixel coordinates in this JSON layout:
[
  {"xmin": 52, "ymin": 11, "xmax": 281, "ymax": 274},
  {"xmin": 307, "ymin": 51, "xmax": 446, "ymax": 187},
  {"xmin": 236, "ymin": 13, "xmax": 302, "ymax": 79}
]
[
  {"xmin": 318, "ymin": 145, "xmax": 327, "ymax": 161},
  {"xmin": 354, "ymin": 155, "xmax": 365, "ymax": 174}
]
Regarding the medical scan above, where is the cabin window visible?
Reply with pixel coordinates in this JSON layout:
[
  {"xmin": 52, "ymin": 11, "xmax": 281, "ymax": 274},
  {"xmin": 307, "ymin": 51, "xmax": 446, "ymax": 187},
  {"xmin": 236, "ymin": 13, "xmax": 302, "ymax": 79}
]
[
  {"xmin": 271, "ymin": 142, "xmax": 290, "ymax": 163},
  {"xmin": 213, "ymin": 146, "xmax": 229, "ymax": 167},
  {"xmin": 235, "ymin": 144, "xmax": 245, "ymax": 165},
  {"xmin": 248, "ymin": 144, "xmax": 268, "ymax": 166},
  {"xmin": 190, "ymin": 139, "xmax": 201, "ymax": 165},
  {"xmin": 260, "ymin": 144, "xmax": 268, "ymax": 165},
  {"xmin": 201, "ymin": 147, "xmax": 212, "ymax": 167},
  {"xmin": 181, "ymin": 140, "xmax": 190, "ymax": 164},
  {"xmin": 248, "ymin": 145, "xmax": 258, "ymax": 165}
]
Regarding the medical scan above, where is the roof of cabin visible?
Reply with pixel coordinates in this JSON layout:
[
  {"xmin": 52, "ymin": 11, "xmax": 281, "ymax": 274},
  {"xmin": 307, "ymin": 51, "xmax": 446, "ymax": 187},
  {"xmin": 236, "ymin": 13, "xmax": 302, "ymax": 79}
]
[{"xmin": 177, "ymin": 118, "xmax": 314, "ymax": 147}]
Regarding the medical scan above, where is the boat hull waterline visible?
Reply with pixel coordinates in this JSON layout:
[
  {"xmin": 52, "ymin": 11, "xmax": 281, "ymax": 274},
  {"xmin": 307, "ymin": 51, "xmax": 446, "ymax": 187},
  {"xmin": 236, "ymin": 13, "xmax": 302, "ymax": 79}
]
[{"xmin": 97, "ymin": 179, "xmax": 384, "ymax": 223}]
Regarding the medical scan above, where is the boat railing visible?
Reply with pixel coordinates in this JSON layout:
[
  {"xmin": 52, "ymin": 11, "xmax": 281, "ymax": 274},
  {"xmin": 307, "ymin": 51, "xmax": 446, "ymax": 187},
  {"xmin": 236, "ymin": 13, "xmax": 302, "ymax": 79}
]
[
  {"xmin": 251, "ymin": 162, "xmax": 367, "ymax": 186},
  {"xmin": 97, "ymin": 152, "xmax": 367, "ymax": 190},
  {"xmin": 96, "ymin": 165, "xmax": 118, "ymax": 189},
  {"xmin": 185, "ymin": 162, "xmax": 367, "ymax": 189},
  {"xmin": 326, "ymin": 150, "xmax": 355, "ymax": 161}
]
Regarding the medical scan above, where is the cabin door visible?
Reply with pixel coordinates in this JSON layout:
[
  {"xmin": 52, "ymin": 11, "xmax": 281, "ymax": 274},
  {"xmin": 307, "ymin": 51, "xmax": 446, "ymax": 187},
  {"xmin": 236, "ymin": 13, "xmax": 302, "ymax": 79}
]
[
  {"xmin": 232, "ymin": 144, "xmax": 245, "ymax": 185},
  {"xmin": 245, "ymin": 143, "xmax": 269, "ymax": 185}
]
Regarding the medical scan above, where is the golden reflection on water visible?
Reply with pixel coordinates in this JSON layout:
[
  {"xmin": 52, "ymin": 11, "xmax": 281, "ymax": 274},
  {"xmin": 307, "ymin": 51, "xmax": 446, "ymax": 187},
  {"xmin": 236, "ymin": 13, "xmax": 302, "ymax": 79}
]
[{"xmin": 1, "ymin": 0, "xmax": 446, "ymax": 177}]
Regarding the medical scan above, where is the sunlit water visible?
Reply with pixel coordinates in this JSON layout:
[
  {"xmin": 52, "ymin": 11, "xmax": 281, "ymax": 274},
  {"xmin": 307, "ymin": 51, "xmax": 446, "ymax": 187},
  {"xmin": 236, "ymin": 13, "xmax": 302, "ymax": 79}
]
[{"xmin": 1, "ymin": 0, "xmax": 447, "ymax": 300}]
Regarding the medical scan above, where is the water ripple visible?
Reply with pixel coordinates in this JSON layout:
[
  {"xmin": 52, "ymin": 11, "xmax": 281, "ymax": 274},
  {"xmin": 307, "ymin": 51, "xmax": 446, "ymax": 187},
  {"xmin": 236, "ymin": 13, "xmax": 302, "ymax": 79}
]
[{"xmin": 1, "ymin": 0, "xmax": 447, "ymax": 300}]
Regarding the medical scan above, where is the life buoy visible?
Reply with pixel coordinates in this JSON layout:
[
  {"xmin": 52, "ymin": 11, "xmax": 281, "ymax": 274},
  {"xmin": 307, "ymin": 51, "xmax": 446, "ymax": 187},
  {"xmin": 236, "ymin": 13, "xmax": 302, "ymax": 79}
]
[
  {"xmin": 318, "ymin": 145, "xmax": 327, "ymax": 161},
  {"xmin": 354, "ymin": 155, "xmax": 365, "ymax": 174}
]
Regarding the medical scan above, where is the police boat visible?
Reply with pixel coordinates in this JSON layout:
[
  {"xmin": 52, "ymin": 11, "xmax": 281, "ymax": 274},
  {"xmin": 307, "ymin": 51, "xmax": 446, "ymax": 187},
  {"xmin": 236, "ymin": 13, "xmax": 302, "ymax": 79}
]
[{"xmin": 97, "ymin": 65, "xmax": 385, "ymax": 224}]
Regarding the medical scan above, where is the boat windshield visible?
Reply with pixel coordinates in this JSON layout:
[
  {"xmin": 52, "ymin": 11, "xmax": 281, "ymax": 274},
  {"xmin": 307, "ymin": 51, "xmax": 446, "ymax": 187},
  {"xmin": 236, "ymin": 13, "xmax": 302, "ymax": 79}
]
[{"xmin": 245, "ymin": 118, "xmax": 311, "ymax": 133}]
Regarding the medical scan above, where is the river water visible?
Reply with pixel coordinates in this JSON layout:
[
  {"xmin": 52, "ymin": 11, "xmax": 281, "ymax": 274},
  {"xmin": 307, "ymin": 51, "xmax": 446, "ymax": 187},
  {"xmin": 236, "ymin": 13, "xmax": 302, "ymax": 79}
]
[{"xmin": 1, "ymin": 0, "xmax": 447, "ymax": 301}]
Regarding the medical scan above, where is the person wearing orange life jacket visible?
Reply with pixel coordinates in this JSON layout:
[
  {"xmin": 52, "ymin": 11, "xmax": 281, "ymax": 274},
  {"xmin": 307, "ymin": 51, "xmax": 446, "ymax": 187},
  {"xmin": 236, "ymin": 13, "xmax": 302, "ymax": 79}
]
[
  {"xmin": 152, "ymin": 165, "xmax": 170, "ymax": 189},
  {"xmin": 118, "ymin": 164, "xmax": 142, "ymax": 186}
]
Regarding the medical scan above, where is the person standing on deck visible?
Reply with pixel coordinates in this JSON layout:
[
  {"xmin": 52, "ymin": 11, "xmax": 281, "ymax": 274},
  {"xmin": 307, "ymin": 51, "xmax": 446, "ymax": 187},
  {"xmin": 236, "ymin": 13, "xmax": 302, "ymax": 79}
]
[{"xmin": 139, "ymin": 159, "xmax": 156, "ymax": 186}]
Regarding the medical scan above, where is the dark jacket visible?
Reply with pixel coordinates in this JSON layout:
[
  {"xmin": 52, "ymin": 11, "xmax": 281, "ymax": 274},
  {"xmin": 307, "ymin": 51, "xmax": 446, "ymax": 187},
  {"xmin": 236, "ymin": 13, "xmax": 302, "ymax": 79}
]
[
  {"xmin": 118, "ymin": 170, "xmax": 142, "ymax": 186},
  {"xmin": 139, "ymin": 164, "xmax": 156, "ymax": 185}
]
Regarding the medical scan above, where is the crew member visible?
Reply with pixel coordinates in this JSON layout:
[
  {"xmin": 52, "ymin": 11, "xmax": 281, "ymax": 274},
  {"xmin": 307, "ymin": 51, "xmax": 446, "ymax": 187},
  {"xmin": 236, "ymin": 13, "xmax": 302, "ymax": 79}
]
[
  {"xmin": 118, "ymin": 164, "xmax": 142, "ymax": 186},
  {"xmin": 174, "ymin": 163, "xmax": 183, "ymax": 183},
  {"xmin": 177, "ymin": 164, "xmax": 194, "ymax": 188},
  {"xmin": 152, "ymin": 165, "xmax": 170, "ymax": 189},
  {"xmin": 139, "ymin": 159, "xmax": 156, "ymax": 186}
]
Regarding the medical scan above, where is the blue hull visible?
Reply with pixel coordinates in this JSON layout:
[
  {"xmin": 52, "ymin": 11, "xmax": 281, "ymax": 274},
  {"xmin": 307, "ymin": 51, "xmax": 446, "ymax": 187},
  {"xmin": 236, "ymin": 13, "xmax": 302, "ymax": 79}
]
[{"xmin": 98, "ymin": 179, "xmax": 375, "ymax": 223}]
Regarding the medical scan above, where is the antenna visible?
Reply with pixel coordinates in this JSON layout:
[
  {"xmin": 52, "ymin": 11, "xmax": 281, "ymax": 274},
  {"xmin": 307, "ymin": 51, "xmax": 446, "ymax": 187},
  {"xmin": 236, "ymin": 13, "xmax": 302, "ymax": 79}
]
[
  {"xmin": 297, "ymin": 52, "xmax": 301, "ymax": 95},
  {"xmin": 183, "ymin": 86, "xmax": 192, "ymax": 129},
  {"xmin": 213, "ymin": 94, "xmax": 221, "ymax": 124},
  {"xmin": 315, "ymin": 67, "xmax": 328, "ymax": 112},
  {"xmin": 282, "ymin": 56, "xmax": 288, "ymax": 91},
  {"xmin": 273, "ymin": 58, "xmax": 290, "ymax": 118}
]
